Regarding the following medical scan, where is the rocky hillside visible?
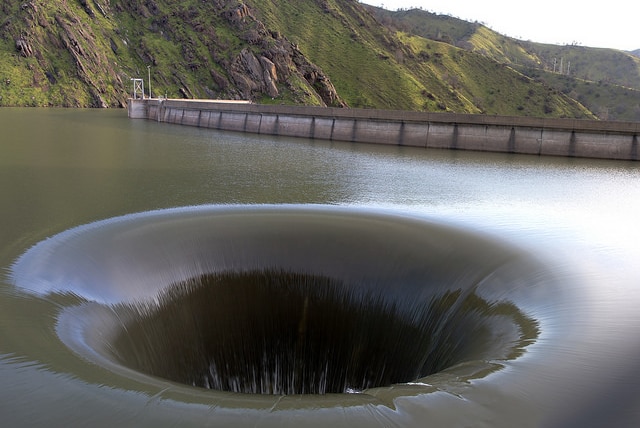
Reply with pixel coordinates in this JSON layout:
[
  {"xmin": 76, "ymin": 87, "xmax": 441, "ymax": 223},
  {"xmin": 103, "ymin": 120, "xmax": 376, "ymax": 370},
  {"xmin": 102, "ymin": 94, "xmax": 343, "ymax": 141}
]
[
  {"xmin": 0, "ymin": 0, "xmax": 594, "ymax": 119},
  {"xmin": 0, "ymin": 0, "xmax": 346, "ymax": 107}
]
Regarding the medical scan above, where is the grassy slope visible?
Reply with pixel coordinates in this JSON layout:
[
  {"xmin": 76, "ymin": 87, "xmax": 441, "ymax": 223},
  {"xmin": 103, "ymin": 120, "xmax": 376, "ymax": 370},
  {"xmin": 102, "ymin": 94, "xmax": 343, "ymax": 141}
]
[
  {"xmin": 0, "ymin": 0, "xmax": 120, "ymax": 106},
  {"xmin": 248, "ymin": 0, "xmax": 591, "ymax": 117},
  {"xmin": 399, "ymin": 32, "xmax": 591, "ymax": 117},
  {"xmin": 522, "ymin": 42, "xmax": 640, "ymax": 87},
  {"xmin": 522, "ymin": 68, "xmax": 640, "ymax": 121},
  {"xmin": 111, "ymin": 0, "xmax": 220, "ymax": 100},
  {"xmin": 369, "ymin": 5, "xmax": 639, "ymax": 120},
  {"xmin": 248, "ymin": 0, "xmax": 434, "ymax": 110},
  {"xmin": 371, "ymin": 5, "xmax": 640, "ymax": 88}
]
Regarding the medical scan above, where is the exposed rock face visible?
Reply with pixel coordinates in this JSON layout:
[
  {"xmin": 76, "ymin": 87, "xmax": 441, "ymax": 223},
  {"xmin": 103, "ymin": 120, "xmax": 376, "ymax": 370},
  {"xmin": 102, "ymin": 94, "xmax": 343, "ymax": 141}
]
[
  {"xmin": 225, "ymin": 3, "xmax": 253, "ymax": 24},
  {"xmin": 260, "ymin": 56, "xmax": 278, "ymax": 98},
  {"xmin": 15, "ymin": 38, "xmax": 33, "ymax": 57},
  {"xmin": 285, "ymin": 41, "xmax": 346, "ymax": 108},
  {"xmin": 223, "ymin": 4, "xmax": 345, "ymax": 106},
  {"xmin": 232, "ymin": 49, "xmax": 278, "ymax": 99}
]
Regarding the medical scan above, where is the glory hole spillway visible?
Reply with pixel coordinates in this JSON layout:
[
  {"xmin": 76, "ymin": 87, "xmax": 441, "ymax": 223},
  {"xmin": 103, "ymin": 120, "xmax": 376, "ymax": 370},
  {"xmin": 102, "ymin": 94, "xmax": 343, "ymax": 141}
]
[
  {"xmin": 2, "ymin": 108, "xmax": 640, "ymax": 427},
  {"xmin": 11, "ymin": 206, "xmax": 540, "ymax": 395}
]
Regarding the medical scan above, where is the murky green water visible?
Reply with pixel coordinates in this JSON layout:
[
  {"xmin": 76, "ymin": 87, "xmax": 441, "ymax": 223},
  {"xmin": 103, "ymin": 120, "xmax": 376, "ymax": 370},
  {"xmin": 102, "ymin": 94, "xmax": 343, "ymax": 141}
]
[{"xmin": 2, "ymin": 108, "xmax": 640, "ymax": 427}]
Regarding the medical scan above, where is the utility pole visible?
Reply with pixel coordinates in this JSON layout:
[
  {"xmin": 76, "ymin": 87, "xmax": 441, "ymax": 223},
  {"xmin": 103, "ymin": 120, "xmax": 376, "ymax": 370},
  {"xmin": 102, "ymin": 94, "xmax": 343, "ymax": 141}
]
[{"xmin": 147, "ymin": 65, "xmax": 152, "ymax": 99}]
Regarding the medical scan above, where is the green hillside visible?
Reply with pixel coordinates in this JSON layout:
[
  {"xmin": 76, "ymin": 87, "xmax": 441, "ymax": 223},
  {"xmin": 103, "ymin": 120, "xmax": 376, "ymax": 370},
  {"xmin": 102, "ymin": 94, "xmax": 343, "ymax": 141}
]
[
  {"xmin": 367, "ymin": 5, "xmax": 640, "ymax": 121},
  {"xmin": 0, "ymin": 0, "xmax": 345, "ymax": 107},
  {"xmin": 246, "ymin": 0, "xmax": 591, "ymax": 117},
  {"xmin": 0, "ymin": 0, "xmax": 599, "ymax": 118}
]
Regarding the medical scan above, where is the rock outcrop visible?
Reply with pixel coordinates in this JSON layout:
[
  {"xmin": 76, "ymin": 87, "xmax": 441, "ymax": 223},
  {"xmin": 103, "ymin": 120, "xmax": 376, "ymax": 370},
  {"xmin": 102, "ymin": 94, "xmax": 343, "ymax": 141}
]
[
  {"xmin": 222, "ymin": 2, "xmax": 345, "ymax": 106},
  {"xmin": 15, "ymin": 38, "xmax": 33, "ymax": 57}
]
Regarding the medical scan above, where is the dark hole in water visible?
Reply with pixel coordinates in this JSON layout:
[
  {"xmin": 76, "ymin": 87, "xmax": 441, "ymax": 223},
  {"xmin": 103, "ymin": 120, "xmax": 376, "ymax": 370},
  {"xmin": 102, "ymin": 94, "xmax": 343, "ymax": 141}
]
[{"xmin": 111, "ymin": 269, "xmax": 535, "ymax": 395}]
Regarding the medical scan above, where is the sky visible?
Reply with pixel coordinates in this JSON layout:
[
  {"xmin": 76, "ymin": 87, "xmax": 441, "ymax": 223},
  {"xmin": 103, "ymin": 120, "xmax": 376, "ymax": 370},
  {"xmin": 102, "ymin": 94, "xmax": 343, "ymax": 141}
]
[{"xmin": 360, "ymin": 1, "xmax": 638, "ymax": 51}]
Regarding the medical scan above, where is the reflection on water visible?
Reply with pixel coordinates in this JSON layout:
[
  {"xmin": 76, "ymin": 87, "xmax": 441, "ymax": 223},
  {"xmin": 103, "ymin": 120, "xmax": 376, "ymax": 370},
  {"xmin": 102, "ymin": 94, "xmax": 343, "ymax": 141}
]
[{"xmin": 2, "ymin": 108, "xmax": 640, "ymax": 427}]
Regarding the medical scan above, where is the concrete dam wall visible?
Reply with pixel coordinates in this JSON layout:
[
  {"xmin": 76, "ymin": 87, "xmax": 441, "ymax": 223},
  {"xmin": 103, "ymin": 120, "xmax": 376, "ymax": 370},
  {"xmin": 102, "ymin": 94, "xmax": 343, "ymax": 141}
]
[{"xmin": 128, "ymin": 98, "xmax": 640, "ymax": 161}]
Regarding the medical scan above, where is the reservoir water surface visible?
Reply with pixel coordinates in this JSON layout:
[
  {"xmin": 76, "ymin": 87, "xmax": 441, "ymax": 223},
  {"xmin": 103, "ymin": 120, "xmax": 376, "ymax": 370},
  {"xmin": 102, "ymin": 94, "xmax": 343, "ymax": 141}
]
[{"xmin": 1, "ymin": 108, "xmax": 640, "ymax": 427}]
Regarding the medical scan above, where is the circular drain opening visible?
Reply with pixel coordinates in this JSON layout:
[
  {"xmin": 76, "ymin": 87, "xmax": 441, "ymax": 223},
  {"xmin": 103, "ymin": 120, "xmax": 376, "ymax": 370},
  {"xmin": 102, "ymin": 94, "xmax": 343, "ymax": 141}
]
[
  {"xmin": 111, "ymin": 269, "xmax": 534, "ymax": 395},
  {"xmin": 13, "ymin": 205, "xmax": 541, "ymax": 397}
]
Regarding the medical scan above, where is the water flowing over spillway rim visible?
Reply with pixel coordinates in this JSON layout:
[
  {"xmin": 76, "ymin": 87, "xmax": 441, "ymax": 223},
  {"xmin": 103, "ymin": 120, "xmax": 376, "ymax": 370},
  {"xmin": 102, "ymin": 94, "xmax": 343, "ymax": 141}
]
[{"xmin": 9, "ymin": 204, "xmax": 545, "ymax": 407}]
